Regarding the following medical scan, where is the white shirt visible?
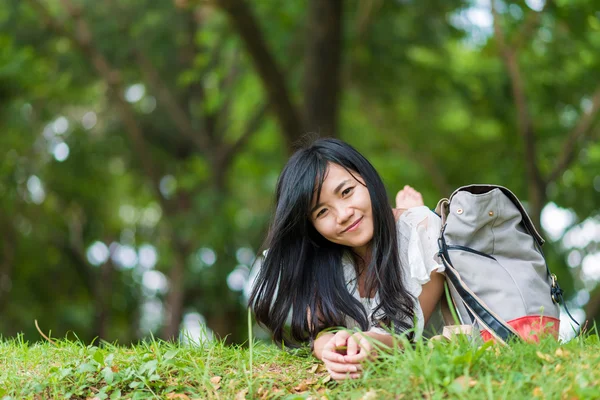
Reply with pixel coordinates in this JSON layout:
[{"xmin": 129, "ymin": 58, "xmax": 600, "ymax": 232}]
[{"xmin": 342, "ymin": 206, "xmax": 444, "ymax": 336}]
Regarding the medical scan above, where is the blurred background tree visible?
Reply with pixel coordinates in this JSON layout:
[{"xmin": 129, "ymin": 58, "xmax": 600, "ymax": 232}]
[{"xmin": 0, "ymin": 0, "xmax": 598, "ymax": 344}]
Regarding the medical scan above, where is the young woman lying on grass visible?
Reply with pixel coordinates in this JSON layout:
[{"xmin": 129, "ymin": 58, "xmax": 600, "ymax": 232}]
[{"xmin": 249, "ymin": 138, "xmax": 445, "ymax": 380}]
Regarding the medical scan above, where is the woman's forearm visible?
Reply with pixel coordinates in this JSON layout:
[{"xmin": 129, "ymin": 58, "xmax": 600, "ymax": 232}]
[{"xmin": 362, "ymin": 331, "xmax": 396, "ymax": 349}]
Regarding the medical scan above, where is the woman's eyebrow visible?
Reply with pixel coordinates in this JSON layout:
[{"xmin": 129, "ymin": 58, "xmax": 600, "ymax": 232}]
[
  {"xmin": 333, "ymin": 179, "xmax": 351, "ymax": 195},
  {"xmin": 310, "ymin": 179, "xmax": 351, "ymax": 214}
]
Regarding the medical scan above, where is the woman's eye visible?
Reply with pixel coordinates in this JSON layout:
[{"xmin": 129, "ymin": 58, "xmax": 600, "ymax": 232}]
[
  {"xmin": 316, "ymin": 208, "xmax": 327, "ymax": 218},
  {"xmin": 342, "ymin": 187, "xmax": 354, "ymax": 196}
]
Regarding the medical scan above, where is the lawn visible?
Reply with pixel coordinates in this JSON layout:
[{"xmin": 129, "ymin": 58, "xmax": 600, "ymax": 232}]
[{"xmin": 0, "ymin": 329, "xmax": 599, "ymax": 399}]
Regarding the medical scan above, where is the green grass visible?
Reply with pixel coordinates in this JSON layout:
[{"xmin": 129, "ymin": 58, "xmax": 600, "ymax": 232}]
[{"xmin": 0, "ymin": 332, "xmax": 599, "ymax": 399}]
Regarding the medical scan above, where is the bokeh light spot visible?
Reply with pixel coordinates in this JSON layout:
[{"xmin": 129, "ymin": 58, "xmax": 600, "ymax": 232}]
[{"xmin": 53, "ymin": 142, "xmax": 70, "ymax": 162}]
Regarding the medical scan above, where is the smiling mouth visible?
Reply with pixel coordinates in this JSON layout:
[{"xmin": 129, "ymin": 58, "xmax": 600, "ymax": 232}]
[{"xmin": 342, "ymin": 217, "xmax": 363, "ymax": 233}]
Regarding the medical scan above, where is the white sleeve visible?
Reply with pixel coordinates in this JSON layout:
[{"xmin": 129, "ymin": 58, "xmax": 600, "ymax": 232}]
[{"xmin": 397, "ymin": 206, "xmax": 445, "ymax": 293}]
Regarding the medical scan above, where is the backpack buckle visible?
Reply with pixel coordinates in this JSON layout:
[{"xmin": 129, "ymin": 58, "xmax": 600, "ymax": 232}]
[{"xmin": 550, "ymin": 274, "xmax": 563, "ymax": 304}]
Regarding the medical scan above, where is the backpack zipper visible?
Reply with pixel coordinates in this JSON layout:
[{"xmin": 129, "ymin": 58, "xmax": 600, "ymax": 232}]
[{"xmin": 446, "ymin": 245, "xmax": 496, "ymax": 261}]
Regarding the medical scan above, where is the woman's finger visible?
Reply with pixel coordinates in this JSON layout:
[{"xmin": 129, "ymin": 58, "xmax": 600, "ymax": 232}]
[
  {"xmin": 334, "ymin": 330, "xmax": 350, "ymax": 351},
  {"xmin": 323, "ymin": 360, "xmax": 361, "ymax": 374},
  {"xmin": 322, "ymin": 335, "xmax": 346, "ymax": 361},
  {"xmin": 328, "ymin": 370, "xmax": 362, "ymax": 381},
  {"xmin": 321, "ymin": 349, "xmax": 346, "ymax": 364},
  {"xmin": 343, "ymin": 351, "xmax": 369, "ymax": 364},
  {"xmin": 346, "ymin": 333, "xmax": 359, "ymax": 356},
  {"xmin": 344, "ymin": 336, "xmax": 374, "ymax": 363}
]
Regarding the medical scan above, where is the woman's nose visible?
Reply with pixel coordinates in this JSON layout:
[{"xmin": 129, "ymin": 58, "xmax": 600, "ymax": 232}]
[{"xmin": 337, "ymin": 206, "xmax": 354, "ymax": 224}]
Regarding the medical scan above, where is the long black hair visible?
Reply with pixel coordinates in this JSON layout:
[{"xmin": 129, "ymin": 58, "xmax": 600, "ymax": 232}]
[{"xmin": 249, "ymin": 138, "xmax": 415, "ymax": 346}]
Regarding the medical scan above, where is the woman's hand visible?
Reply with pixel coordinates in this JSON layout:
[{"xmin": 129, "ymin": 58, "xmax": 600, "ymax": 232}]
[
  {"xmin": 321, "ymin": 331, "xmax": 362, "ymax": 380},
  {"xmin": 315, "ymin": 330, "xmax": 394, "ymax": 381},
  {"xmin": 343, "ymin": 332, "xmax": 376, "ymax": 364}
]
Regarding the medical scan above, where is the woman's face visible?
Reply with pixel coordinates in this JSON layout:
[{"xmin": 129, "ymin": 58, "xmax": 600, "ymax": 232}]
[{"xmin": 310, "ymin": 163, "xmax": 374, "ymax": 255}]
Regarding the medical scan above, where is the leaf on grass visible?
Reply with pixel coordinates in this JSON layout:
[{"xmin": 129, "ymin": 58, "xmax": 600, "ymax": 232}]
[
  {"xmin": 293, "ymin": 382, "xmax": 309, "ymax": 392},
  {"xmin": 555, "ymin": 348, "xmax": 570, "ymax": 358},
  {"xmin": 322, "ymin": 375, "xmax": 332, "ymax": 384},
  {"xmin": 149, "ymin": 374, "xmax": 161, "ymax": 381},
  {"xmin": 164, "ymin": 349, "xmax": 179, "ymax": 360},
  {"xmin": 111, "ymin": 365, "xmax": 119, "ymax": 373},
  {"xmin": 360, "ymin": 389, "xmax": 378, "ymax": 400},
  {"xmin": 294, "ymin": 378, "xmax": 318, "ymax": 393},
  {"xmin": 451, "ymin": 376, "xmax": 477, "ymax": 392},
  {"xmin": 555, "ymin": 364, "xmax": 562, "ymax": 372},
  {"xmin": 210, "ymin": 376, "xmax": 222, "ymax": 384},
  {"xmin": 256, "ymin": 386, "xmax": 264, "ymax": 396},
  {"xmin": 59, "ymin": 368, "xmax": 73, "ymax": 379},
  {"xmin": 78, "ymin": 363, "xmax": 98, "ymax": 373},
  {"xmin": 316, "ymin": 364, "xmax": 326, "ymax": 373},
  {"xmin": 533, "ymin": 387, "xmax": 543, "ymax": 397},
  {"xmin": 93, "ymin": 350, "xmax": 105, "ymax": 365},
  {"xmin": 235, "ymin": 388, "xmax": 248, "ymax": 400},
  {"xmin": 102, "ymin": 367, "xmax": 114, "ymax": 385},
  {"xmin": 139, "ymin": 359, "xmax": 158, "ymax": 375},
  {"xmin": 536, "ymin": 351, "xmax": 553, "ymax": 363},
  {"xmin": 166, "ymin": 394, "xmax": 190, "ymax": 400},
  {"xmin": 309, "ymin": 364, "xmax": 319, "ymax": 373}
]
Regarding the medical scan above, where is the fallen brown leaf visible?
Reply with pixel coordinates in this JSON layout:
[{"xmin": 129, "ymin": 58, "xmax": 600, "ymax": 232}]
[
  {"xmin": 555, "ymin": 364, "xmax": 562, "ymax": 372},
  {"xmin": 361, "ymin": 389, "xmax": 378, "ymax": 400},
  {"xmin": 555, "ymin": 348, "xmax": 571, "ymax": 357},
  {"xmin": 166, "ymin": 394, "xmax": 190, "ymax": 400},
  {"xmin": 235, "ymin": 389, "xmax": 248, "ymax": 400},
  {"xmin": 453, "ymin": 376, "xmax": 477, "ymax": 389},
  {"xmin": 294, "ymin": 382, "xmax": 309, "ymax": 392},
  {"xmin": 536, "ymin": 351, "xmax": 553, "ymax": 363}
]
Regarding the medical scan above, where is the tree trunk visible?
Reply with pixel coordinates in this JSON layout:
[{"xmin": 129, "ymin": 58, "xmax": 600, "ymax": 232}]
[
  {"xmin": 585, "ymin": 288, "xmax": 600, "ymax": 327},
  {"xmin": 218, "ymin": 0, "xmax": 305, "ymax": 151},
  {"xmin": 529, "ymin": 181, "xmax": 546, "ymax": 232},
  {"xmin": 303, "ymin": 0, "xmax": 343, "ymax": 137},
  {"xmin": 0, "ymin": 222, "xmax": 15, "ymax": 314},
  {"xmin": 162, "ymin": 240, "xmax": 189, "ymax": 341},
  {"xmin": 93, "ymin": 258, "xmax": 114, "ymax": 340},
  {"xmin": 206, "ymin": 307, "xmax": 244, "ymax": 344}
]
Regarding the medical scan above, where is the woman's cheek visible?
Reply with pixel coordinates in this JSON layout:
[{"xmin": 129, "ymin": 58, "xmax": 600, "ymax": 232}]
[{"xmin": 321, "ymin": 219, "xmax": 337, "ymax": 241}]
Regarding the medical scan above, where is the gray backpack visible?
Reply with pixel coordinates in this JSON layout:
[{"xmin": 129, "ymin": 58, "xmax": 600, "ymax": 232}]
[{"xmin": 435, "ymin": 185, "xmax": 573, "ymax": 344}]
